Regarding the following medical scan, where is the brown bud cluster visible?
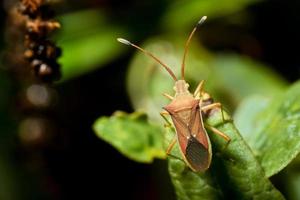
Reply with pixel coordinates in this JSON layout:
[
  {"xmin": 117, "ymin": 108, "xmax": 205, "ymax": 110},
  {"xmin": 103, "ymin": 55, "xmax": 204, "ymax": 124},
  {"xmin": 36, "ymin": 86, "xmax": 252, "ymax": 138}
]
[{"xmin": 19, "ymin": 0, "xmax": 61, "ymax": 82}]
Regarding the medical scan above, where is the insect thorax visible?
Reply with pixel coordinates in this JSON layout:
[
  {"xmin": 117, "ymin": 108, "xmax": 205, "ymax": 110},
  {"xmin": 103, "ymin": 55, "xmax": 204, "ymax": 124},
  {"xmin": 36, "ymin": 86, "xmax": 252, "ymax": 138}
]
[{"xmin": 174, "ymin": 80, "xmax": 191, "ymax": 97}]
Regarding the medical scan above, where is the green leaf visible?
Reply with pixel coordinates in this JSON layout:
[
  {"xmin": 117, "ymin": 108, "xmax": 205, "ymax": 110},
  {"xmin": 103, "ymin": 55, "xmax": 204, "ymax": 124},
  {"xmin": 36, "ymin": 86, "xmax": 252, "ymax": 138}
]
[
  {"xmin": 93, "ymin": 111, "xmax": 166, "ymax": 163},
  {"xmin": 165, "ymin": 109, "xmax": 283, "ymax": 199},
  {"xmin": 161, "ymin": 0, "xmax": 259, "ymax": 30},
  {"xmin": 234, "ymin": 95, "xmax": 270, "ymax": 141},
  {"xmin": 235, "ymin": 81, "xmax": 300, "ymax": 177},
  {"xmin": 56, "ymin": 9, "xmax": 128, "ymax": 80},
  {"xmin": 206, "ymin": 111, "xmax": 283, "ymax": 199}
]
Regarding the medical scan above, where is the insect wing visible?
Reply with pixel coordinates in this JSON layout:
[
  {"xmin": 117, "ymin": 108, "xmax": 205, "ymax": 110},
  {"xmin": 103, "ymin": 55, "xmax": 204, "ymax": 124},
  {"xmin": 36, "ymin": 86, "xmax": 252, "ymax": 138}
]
[
  {"xmin": 185, "ymin": 136, "xmax": 211, "ymax": 171},
  {"xmin": 165, "ymin": 101, "xmax": 212, "ymax": 172},
  {"xmin": 166, "ymin": 112, "xmax": 190, "ymax": 155},
  {"xmin": 187, "ymin": 103, "xmax": 212, "ymax": 171}
]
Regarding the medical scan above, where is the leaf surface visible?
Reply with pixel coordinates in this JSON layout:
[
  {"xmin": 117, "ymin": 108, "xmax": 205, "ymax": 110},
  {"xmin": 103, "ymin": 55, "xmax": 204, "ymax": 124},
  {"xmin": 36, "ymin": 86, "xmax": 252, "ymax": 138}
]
[
  {"xmin": 235, "ymin": 81, "xmax": 300, "ymax": 177},
  {"xmin": 93, "ymin": 111, "xmax": 165, "ymax": 163}
]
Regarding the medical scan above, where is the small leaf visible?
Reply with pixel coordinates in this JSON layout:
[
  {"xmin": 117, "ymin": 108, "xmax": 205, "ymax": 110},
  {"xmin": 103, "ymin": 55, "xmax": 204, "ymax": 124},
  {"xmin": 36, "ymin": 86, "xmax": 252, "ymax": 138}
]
[
  {"xmin": 93, "ymin": 111, "xmax": 166, "ymax": 163},
  {"xmin": 237, "ymin": 81, "xmax": 300, "ymax": 177}
]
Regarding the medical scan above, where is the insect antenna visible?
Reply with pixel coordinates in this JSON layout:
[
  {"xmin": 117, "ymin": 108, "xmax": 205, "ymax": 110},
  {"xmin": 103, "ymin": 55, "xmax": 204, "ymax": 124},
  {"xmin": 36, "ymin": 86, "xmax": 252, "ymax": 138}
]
[
  {"xmin": 181, "ymin": 16, "xmax": 207, "ymax": 80},
  {"xmin": 117, "ymin": 38, "xmax": 178, "ymax": 81}
]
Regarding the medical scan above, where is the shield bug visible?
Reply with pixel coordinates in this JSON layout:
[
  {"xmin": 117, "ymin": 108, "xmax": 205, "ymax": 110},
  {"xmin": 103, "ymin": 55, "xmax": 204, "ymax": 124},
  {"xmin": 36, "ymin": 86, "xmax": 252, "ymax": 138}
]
[{"xmin": 117, "ymin": 16, "xmax": 230, "ymax": 172}]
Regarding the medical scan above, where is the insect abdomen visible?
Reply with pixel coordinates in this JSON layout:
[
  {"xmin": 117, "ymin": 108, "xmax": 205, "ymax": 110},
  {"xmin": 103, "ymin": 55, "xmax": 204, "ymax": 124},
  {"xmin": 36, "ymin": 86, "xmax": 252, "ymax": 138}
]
[{"xmin": 185, "ymin": 136, "xmax": 210, "ymax": 171}]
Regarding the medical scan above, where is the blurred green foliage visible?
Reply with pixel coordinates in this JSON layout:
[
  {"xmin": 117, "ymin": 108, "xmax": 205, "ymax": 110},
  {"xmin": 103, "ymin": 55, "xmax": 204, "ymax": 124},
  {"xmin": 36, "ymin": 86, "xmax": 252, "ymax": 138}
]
[
  {"xmin": 160, "ymin": 0, "xmax": 259, "ymax": 30},
  {"xmin": 211, "ymin": 55, "xmax": 287, "ymax": 104},
  {"xmin": 57, "ymin": 0, "xmax": 261, "ymax": 80},
  {"xmin": 56, "ymin": 9, "xmax": 128, "ymax": 80}
]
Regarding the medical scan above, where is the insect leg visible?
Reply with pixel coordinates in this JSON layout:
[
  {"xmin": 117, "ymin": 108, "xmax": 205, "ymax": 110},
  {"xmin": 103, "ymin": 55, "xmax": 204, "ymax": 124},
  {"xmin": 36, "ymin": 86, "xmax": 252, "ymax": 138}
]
[
  {"xmin": 201, "ymin": 102, "xmax": 221, "ymax": 112},
  {"xmin": 160, "ymin": 112, "xmax": 184, "ymax": 161},
  {"xmin": 220, "ymin": 105, "xmax": 226, "ymax": 123},
  {"xmin": 165, "ymin": 136, "xmax": 185, "ymax": 162},
  {"xmin": 201, "ymin": 103, "xmax": 227, "ymax": 123},
  {"xmin": 162, "ymin": 93, "xmax": 174, "ymax": 100},
  {"xmin": 193, "ymin": 80, "xmax": 205, "ymax": 97},
  {"xmin": 166, "ymin": 136, "xmax": 177, "ymax": 155},
  {"xmin": 205, "ymin": 125, "xmax": 231, "ymax": 147},
  {"xmin": 194, "ymin": 80, "xmax": 227, "ymax": 122},
  {"xmin": 160, "ymin": 111, "xmax": 172, "ymax": 127}
]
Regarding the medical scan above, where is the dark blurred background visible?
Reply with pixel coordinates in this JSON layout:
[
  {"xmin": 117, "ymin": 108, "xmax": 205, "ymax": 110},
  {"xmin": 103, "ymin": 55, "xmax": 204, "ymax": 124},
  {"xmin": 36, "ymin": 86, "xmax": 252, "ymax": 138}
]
[{"xmin": 0, "ymin": 0, "xmax": 300, "ymax": 199}]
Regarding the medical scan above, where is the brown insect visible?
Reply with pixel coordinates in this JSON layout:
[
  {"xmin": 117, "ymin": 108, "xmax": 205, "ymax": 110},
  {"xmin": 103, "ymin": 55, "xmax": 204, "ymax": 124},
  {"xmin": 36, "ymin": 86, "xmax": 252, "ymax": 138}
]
[{"xmin": 118, "ymin": 16, "xmax": 230, "ymax": 172}]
